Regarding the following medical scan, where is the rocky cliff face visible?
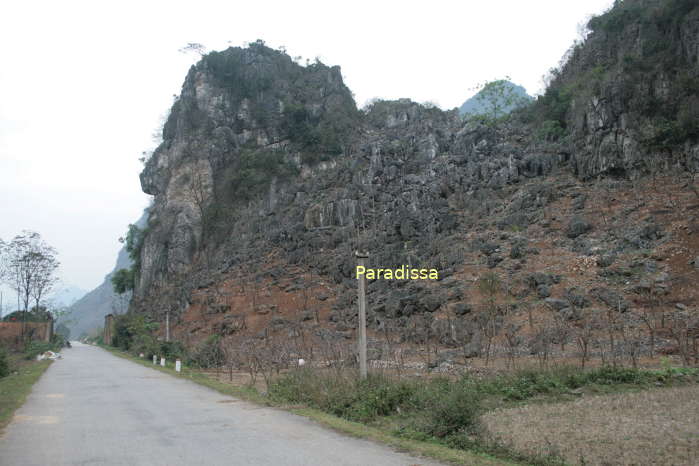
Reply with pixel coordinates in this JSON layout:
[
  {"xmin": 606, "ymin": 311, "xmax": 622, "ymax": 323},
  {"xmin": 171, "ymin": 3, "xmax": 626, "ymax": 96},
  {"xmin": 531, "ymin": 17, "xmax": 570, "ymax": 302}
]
[
  {"xmin": 137, "ymin": 41, "xmax": 358, "ymax": 298},
  {"xmin": 538, "ymin": 0, "xmax": 699, "ymax": 179},
  {"xmin": 131, "ymin": 2, "xmax": 699, "ymax": 352}
]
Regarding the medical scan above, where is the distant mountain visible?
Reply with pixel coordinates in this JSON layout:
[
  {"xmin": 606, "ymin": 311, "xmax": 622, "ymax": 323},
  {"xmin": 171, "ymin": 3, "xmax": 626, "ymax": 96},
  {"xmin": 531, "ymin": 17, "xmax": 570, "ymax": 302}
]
[
  {"xmin": 61, "ymin": 247, "xmax": 130, "ymax": 338},
  {"xmin": 61, "ymin": 211, "xmax": 147, "ymax": 338},
  {"xmin": 50, "ymin": 285, "xmax": 87, "ymax": 307},
  {"xmin": 459, "ymin": 80, "xmax": 532, "ymax": 116},
  {"xmin": 0, "ymin": 284, "xmax": 86, "ymax": 315}
]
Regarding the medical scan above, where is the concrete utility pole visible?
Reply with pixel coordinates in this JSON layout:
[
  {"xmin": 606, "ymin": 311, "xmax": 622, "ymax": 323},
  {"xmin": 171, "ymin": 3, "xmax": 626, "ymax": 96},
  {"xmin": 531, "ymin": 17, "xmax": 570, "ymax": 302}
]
[
  {"xmin": 165, "ymin": 310, "xmax": 170, "ymax": 342},
  {"xmin": 355, "ymin": 251, "xmax": 369, "ymax": 380}
]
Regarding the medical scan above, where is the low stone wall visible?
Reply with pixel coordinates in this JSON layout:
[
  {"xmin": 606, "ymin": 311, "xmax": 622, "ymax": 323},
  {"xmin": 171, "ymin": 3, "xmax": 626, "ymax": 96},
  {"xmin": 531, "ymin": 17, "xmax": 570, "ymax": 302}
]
[{"xmin": 0, "ymin": 321, "xmax": 53, "ymax": 349}]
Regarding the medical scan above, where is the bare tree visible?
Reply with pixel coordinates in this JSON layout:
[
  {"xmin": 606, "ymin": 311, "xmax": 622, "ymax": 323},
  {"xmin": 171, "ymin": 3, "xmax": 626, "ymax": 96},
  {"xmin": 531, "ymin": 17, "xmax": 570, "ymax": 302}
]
[
  {"xmin": 638, "ymin": 287, "xmax": 660, "ymax": 358},
  {"xmin": 576, "ymin": 320, "xmax": 593, "ymax": 369},
  {"xmin": 178, "ymin": 42, "xmax": 207, "ymax": 56},
  {"xmin": 30, "ymin": 251, "xmax": 59, "ymax": 314},
  {"xmin": 552, "ymin": 312, "xmax": 571, "ymax": 354},
  {"xmin": 460, "ymin": 319, "xmax": 483, "ymax": 365},
  {"xmin": 521, "ymin": 301, "xmax": 535, "ymax": 329},
  {"xmin": 254, "ymin": 339, "xmax": 290, "ymax": 391},
  {"xmin": 13, "ymin": 235, "xmax": 58, "ymax": 342},
  {"xmin": 668, "ymin": 311, "xmax": 695, "ymax": 366},
  {"xmin": 605, "ymin": 306, "xmax": 621, "ymax": 368},
  {"xmin": 619, "ymin": 313, "xmax": 642, "ymax": 369},
  {"xmin": 503, "ymin": 323, "xmax": 522, "ymax": 369},
  {"xmin": 3, "ymin": 232, "xmax": 60, "ymax": 335},
  {"xmin": 478, "ymin": 272, "xmax": 502, "ymax": 367},
  {"xmin": 239, "ymin": 338, "xmax": 261, "ymax": 386},
  {"xmin": 531, "ymin": 326, "xmax": 552, "ymax": 369},
  {"xmin": 221, "ymin": 336, "xmax": 239, "ymax": 382}
]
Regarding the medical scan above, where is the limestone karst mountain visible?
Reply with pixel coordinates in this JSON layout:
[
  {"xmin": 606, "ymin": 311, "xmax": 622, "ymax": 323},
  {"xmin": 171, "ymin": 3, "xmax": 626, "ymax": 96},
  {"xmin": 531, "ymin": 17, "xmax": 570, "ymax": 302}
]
[{"xmin": 124, "ymin": 0, "xmax": 698, "ymax": 355}]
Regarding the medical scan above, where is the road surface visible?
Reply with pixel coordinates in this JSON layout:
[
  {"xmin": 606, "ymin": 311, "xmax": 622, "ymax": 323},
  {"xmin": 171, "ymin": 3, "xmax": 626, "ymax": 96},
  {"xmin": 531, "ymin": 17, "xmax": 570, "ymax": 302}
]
[{"xmin": 0, "ymin": 342, "xmax": 442, "ymax": 466}]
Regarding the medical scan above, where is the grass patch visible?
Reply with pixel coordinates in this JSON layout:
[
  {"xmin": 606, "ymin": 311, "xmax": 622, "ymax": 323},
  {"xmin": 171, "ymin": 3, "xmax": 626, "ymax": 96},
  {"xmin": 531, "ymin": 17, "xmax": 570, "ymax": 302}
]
[
  {"xmin": 475, "ymin": 365, "xmax": 698, "ymax": 405},
  {"xmin": 0, "ymin": 355, "xmax": 52, "ymax": 431},
  {"xmin": 101, "ymin": 344, "xmax": 698, "ymax": 465},
  {"xmin": 100, "ymin": 345, "xmax": 510, "ymax": 465},
  {"xmin": 267, "ymin": 365, "xmax": 698, "ymax": 465},
  {"xmin": 290, "ymin": 407, "xmax": 508, "ymax": 466}
]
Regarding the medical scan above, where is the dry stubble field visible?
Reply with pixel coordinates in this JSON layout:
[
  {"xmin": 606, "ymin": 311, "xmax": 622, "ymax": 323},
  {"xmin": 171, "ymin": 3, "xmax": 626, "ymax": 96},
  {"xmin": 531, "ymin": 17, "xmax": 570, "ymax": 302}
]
[{"xmin": 481, "ymin": 384, "xmax": 699, "ymax": 465}]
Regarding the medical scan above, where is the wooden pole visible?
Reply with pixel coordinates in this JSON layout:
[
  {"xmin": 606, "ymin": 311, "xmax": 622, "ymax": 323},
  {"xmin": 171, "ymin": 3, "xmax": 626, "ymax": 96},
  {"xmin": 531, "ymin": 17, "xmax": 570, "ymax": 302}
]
[{"xmin": 356, "ymin": 251, "xmax": 369, "ymax": 380}]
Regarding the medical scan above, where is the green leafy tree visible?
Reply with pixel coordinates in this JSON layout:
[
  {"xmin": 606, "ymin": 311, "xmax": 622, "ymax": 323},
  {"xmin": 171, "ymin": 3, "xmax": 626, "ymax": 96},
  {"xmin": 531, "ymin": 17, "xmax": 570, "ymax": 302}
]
[
  {"xmin": 120, "ymin": 224, "xmax": 144, "ymax": 263},
  {"xmin": 469, "ymin": 78, "xmax": 531, "ymax": 126},
  {"xmin": 111, "ymin": 313, "xmax": 159, "ymax": 352},
  {"xmin": 111, "ymin": 268, "xmax": 135, "ymax": 295}
]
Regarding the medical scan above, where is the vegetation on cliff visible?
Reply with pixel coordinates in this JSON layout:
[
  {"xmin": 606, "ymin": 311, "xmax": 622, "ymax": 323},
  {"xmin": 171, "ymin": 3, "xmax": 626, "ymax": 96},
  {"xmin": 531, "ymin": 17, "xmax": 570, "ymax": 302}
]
[
  {"xmin": 126, "ymin": 0, "xmax": 699, "ymax": 358},
  {"xmin": 527, "ymin": 0, "xmax": 699, "ymax": 155}
]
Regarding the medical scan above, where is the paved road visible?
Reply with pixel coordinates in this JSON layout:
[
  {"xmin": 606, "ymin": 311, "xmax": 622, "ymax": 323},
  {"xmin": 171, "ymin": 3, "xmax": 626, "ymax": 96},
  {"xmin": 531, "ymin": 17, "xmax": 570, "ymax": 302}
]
[{"xmin": 0, "ymin": 342, "xmax": 442, "ymax": 466}]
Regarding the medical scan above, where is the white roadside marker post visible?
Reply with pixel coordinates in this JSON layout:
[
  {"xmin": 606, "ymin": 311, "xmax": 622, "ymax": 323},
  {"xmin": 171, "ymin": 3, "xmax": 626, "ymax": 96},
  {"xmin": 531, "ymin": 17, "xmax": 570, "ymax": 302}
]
[
  {"xmin": 175, "ymin": 359, "xmax": 181, "ymax": 372},
  {"xmin": 153, "ymin": 355, "xmax": 157, "ymax": 364},
  {"xmin": 160, "ymin": 357, "xmax": 165, "ymax": 367}
]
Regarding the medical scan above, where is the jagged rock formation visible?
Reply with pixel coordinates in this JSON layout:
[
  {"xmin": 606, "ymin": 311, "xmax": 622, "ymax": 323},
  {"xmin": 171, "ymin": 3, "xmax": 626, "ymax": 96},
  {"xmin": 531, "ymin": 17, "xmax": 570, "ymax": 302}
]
[
  {"xmin": 130, "ymin": 2, "xmax": 699, "ymax": 353},
  {"xmin": 531, "ymin": 0, "xmax": 699, "ymax": 179},
  {"xmin": 138, "ymin": 42, "xmax": 359, "ymax": 295}
]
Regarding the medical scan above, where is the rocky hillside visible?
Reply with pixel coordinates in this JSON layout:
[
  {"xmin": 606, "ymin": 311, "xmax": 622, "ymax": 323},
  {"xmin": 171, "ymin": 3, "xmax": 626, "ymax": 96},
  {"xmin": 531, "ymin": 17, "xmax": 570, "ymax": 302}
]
[{"xmin": 129, "ymin": 1, "xmax": 699, "ymax": 363}]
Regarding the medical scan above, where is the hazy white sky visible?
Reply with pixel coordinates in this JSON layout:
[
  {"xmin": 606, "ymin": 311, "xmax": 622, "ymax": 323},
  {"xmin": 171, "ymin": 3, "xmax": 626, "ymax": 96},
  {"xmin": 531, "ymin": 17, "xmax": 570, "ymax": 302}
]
[{"xmin": 0, "ymin": 0, "xmax": 613, "ymax": 291}]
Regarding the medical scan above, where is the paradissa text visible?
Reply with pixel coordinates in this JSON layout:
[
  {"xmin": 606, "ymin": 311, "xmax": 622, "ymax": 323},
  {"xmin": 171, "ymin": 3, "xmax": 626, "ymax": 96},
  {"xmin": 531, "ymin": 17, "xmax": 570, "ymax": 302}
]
[{"xmin": 356, "ymin": 265, "xmax": 439, "ymax": 280}]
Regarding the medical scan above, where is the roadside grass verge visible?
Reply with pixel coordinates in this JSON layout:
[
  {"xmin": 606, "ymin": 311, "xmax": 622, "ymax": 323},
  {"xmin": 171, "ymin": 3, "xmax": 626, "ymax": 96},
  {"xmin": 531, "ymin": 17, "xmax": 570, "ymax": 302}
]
[
  {"xmin": 267, "ymin": 365, "xmax": 698, "ymax": 460},
  {"xmin": 290, "ymin": 407, "xmax": 507, "ymax": 466},
  {"xmin": 0, "ymin": 354, "xmax": 52, "ymax": 431},
  {"xmin": 100, "ymin": 345, "xmax": 510, "ymax": 465},
  {"xmin": 100, "ymin": 345, "xmax": 698, "ymax": 465}
]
